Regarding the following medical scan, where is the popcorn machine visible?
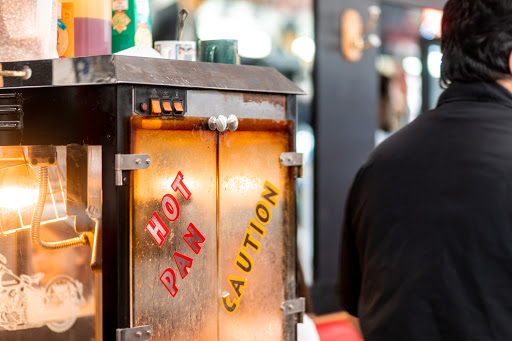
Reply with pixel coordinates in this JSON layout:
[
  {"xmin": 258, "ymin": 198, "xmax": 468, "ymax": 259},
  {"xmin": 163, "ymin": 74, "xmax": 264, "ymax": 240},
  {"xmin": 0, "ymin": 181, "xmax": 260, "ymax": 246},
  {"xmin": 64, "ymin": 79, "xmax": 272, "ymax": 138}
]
[{"xmin": 0, "ymin": 56, "xmax": 304, "ymax": 341}]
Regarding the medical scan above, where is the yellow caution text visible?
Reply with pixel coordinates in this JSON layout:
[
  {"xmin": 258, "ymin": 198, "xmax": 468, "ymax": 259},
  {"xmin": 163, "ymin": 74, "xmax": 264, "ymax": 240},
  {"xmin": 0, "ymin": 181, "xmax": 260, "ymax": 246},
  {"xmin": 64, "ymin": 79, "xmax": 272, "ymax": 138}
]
[{"xmin": 222, "ymin": 181, "xmax": 280, "ymax": 314}]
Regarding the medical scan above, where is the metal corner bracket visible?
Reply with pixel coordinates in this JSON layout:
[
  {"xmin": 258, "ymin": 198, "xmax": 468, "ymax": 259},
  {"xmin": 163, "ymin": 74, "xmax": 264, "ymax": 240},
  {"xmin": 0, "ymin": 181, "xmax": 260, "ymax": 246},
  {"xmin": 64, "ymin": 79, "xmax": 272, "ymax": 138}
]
[
  {"xmin": 116, "ymin": 325, "xmax": 153, "ymax": 341},
  {"xmin": 115, "ymin": 154, "xmax": 151, "ymax": 186},
  {"xmin": 280, "ymin": 152, "xmax": 303, "ymax": 178},
  {"xmin": 281, "ymin": 297, "xmax": 306, "ymax": 323}
]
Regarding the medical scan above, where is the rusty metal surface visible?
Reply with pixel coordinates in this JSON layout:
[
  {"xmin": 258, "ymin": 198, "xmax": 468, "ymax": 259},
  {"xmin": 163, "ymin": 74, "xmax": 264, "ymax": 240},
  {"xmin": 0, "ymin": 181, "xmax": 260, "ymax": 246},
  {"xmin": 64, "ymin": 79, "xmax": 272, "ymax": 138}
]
[
  {"xmin": 115, "ymin": 56, "xmax": 304, "ymax": 94},
  {"xmin": 218, "ymin": 129, "xmax": 297, "ymax": 340},
  {"xmin": 186, "ymin": 90, "xmax": 287, "ymax": 119},
  {"xmin": 131, "ymin": 120, "xmax": 218, "ymax": 341},
  {"xmin": 243, "ymin": 92, "xmax": 286, "ymax": 107},
  {"xmin": 0, "ymin": 55, "xmax": 305, "ymax": 95}
]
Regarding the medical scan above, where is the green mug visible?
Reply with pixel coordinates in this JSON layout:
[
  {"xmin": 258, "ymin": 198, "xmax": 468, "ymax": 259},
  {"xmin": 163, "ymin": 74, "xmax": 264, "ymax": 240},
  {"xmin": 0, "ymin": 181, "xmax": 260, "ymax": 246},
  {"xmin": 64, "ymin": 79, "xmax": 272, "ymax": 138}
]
[{"xmin": 200, "ymin": 39, "xmax": 239, "ymax": 64}]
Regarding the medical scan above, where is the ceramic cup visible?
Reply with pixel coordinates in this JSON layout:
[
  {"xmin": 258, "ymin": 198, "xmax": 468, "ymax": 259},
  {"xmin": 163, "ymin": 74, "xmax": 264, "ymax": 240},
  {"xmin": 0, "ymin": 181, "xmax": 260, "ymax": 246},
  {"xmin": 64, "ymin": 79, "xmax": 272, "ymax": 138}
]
[
  {"xmin": 199, "ymin": 39, "xmax": 239, "ymax": 64},
  {"xmin": 154, "ymin": 40, "xmax": 197, "ymax": 61}
]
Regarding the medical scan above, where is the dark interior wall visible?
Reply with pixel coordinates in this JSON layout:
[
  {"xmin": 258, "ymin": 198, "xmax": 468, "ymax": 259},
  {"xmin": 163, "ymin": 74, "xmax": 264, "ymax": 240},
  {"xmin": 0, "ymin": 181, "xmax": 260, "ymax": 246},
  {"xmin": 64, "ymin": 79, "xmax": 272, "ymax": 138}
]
[
  {"xmin": 312, "ymin": 0, "xmax": 447, "ymax": 314},
  {"xmin": 312, "ymin": 0, "xmax": 378, "ymax": 314}
]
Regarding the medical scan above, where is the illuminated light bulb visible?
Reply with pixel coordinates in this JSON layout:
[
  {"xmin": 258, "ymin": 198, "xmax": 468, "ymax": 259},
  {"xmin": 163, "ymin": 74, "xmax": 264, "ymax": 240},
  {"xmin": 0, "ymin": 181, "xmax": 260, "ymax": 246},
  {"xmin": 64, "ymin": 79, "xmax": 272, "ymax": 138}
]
[
  {"xmin": 0, "ymin": 162, "xmax": 39, "ymax": 210},
  {"xmin": 0, "ymin": 186, "xmax": 38, "ymax": 210}
]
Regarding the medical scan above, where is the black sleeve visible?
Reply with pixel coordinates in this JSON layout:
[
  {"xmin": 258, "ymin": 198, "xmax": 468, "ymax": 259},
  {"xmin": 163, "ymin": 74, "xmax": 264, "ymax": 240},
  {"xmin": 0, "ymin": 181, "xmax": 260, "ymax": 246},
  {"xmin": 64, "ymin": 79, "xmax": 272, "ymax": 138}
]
[{"xmin": 337, "ymin": 169, "xmax": 364, "ymax": 317}]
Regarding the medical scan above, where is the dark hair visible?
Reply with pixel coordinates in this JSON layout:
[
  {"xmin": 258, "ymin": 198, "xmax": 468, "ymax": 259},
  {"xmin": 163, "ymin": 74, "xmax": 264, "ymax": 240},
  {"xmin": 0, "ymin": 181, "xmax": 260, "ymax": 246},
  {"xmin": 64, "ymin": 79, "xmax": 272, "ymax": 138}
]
[{"xmin": 440, "ymin": 0, "xmax": 512, "ymax": 86}]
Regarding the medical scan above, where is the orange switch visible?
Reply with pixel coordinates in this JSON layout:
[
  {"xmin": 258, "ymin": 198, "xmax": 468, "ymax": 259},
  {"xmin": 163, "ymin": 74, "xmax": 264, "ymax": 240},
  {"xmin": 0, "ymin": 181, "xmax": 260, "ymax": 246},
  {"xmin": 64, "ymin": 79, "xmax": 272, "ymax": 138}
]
[
  {"xmin": 162, "ymin": 101, "xmax": 172, "ymax": 113},
  {"xmin": 151, "ymin": 100, "xmax": 162, "ymax": 115},
  {"xmin": 174, "ymin": 101, "xmax": 184, "ymax": 114}
]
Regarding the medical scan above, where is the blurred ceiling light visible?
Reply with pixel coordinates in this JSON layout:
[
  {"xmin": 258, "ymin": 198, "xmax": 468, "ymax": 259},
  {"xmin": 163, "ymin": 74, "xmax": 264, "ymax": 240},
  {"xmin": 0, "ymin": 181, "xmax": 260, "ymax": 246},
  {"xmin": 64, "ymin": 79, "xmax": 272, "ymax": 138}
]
[
  {"xmin": 402, "ymin": 56, "xmax": 422, "ymax": 77},
  {"xmin": 420, "ymin": 8, "xmax": 443, "ymax": 40},
  {"xmin": 238, "ymin": 30, "xmax": 272, "ymax": 59},
  {"xmin": 428, "ymin": 45, "xmax": 442, "ymax": 79},
  {"xmin": 375, "ymin": 55, "xmax": 396, "ymax": 77},
  {"xmin": 291, "ymin": 37, "xmax": 315, "ymax": 63}
]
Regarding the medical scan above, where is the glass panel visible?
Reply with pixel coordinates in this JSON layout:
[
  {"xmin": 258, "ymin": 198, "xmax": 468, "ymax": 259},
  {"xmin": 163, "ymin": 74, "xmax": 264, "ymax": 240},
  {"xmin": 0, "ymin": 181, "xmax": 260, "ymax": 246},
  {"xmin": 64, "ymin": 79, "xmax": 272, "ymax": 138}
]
[
  {"xmin": 0, "ymin": 146, "xmax": 98, "ymax": 341},
  {"xmin": 218, "ymin": 121, "xmax": 296, "ymax": 341},
  {"xmin": 131, "ymin": 117, "xmax": 218, "ymax": 341}
]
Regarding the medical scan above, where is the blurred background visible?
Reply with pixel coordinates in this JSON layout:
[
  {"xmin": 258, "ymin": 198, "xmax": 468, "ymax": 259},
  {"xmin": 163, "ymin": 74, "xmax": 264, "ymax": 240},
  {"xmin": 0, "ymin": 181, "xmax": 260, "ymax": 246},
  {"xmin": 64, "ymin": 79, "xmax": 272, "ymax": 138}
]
[{"xmin": 151, "ymin": 0, "xmax": 447, "ymax": 316}]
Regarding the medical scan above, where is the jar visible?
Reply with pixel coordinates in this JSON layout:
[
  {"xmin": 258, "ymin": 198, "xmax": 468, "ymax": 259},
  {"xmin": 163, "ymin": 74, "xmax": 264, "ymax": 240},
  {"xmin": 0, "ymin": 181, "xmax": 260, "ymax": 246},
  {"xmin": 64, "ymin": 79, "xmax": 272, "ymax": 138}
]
[{"xmin": 74, "ymin": 0, "xmax": 112, "ymax": 56}]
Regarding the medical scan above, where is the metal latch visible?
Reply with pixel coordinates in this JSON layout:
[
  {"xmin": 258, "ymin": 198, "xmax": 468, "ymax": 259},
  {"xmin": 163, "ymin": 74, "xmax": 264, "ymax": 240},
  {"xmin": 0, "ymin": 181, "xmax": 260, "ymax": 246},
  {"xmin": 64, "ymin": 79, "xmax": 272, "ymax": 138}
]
[
  {"xmin": 116, "ymin": 325, "xmax": 152, "ymax": 341},
  {"xmin": 281, "ymin": 297, "xmax": 306, "ymax": 323},
  {"xmin": 115, "ymin": 154, "xmax": 151, "ymax": 186},
  {"xmin": 280, "ymin": 152, "xmax": 303, "ymax": 178}
]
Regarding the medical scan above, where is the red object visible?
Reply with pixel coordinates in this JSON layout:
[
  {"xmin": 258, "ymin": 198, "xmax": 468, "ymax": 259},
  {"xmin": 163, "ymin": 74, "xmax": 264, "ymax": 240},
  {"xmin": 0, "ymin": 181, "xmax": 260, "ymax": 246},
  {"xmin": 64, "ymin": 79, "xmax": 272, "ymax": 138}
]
[{"xmin": 316, "ymin": 320, "xmax": 363, "ymax": 341}]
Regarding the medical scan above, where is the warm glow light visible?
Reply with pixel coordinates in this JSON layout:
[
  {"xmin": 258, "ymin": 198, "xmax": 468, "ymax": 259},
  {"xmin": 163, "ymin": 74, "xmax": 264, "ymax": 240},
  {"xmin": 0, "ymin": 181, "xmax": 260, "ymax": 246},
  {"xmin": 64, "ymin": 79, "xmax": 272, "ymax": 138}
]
[
  {"xmin": 421, "ymin": 8, "xmax": 443, "ymax": 40},
  {"xmin": 0, "ymin": 217, "xmax": 69, "ymax": 236},
  {"xmin": 0, "ymin": 186, "xmax": 38, "ymax": 210}
]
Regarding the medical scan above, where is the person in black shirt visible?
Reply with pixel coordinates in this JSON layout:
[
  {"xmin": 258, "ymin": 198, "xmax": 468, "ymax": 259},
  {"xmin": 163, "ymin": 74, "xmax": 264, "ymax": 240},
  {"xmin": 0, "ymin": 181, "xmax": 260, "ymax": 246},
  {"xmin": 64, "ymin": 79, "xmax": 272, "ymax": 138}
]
[{"xmin": 338, "ymin": 1, "xmax": 512, "ymax": 340}]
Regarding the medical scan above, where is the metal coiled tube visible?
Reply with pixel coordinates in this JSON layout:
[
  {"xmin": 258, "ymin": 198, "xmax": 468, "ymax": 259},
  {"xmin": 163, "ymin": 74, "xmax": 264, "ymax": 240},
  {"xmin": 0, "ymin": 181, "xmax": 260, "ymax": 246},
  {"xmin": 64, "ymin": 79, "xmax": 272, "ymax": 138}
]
[{"xmin": 31, "ymin": 166, "xmax": 89, "ymax": 250}]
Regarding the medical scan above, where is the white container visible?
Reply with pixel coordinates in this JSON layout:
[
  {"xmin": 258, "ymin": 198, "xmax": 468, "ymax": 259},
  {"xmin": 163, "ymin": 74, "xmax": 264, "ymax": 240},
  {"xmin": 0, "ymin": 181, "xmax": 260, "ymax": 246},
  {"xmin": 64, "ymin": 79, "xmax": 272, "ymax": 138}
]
[
  {"xmin": 154, "ymin": 40, "xmax": 197, "ymax": 61},
  {"xmin": 0, "ymin": 0, "xmax": 58, "ymax": 62}
]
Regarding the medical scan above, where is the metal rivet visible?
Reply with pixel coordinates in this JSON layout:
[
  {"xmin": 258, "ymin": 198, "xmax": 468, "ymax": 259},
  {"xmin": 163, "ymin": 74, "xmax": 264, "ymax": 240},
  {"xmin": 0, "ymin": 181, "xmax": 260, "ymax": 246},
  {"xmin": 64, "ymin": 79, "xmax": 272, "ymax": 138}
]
[
  {"xmin": 146, "ymin": 330, "xmax": 152, "ymax": 335},
  {"xmin": 136, "ymin": 331, "xmax": 142, "ymax": 337},
  {"xmin": 145, "ymin": 158, "xmax": 151, "ymax": 165},
  {"xmin": 288, "ymin": 304, "xmax": 294, "ymax": 310},
  {"xmin": 123, "ymin": 177, "xmax": 127, "ymax": 183},
  {"xmin": 135, "ymin": 159, "xmax": 141, "ymax": 165}
]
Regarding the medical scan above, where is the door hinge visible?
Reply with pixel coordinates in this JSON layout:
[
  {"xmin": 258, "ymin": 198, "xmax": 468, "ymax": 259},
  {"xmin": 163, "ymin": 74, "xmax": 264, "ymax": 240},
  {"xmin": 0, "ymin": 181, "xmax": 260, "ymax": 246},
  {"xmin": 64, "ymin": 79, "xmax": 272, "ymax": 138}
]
[
  {"xmin": 280, "ymin": 152, "xmax": 303, "ymax": 178},
  {"xmin": 116, "ymin": 325, "xmax": 153, "ymax": 341},
  {"xmin": 281, "ymin": 297, "xmax": 306, "ymax": 323},
  {"xmin": 115, "ymin": 154, "xmax": 151, "ymax": 186}
]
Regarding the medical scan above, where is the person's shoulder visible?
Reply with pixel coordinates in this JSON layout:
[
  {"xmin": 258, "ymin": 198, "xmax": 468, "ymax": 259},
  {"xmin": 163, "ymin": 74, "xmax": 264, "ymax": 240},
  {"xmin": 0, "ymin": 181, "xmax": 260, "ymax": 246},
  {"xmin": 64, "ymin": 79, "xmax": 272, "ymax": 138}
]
[
  {"xmin": 352, "ymin": 111, "xmax": 434, "ymax": 186},
  {"xmin": 370, "ymin": 110, "xmax": 434, "ymax": 163}
]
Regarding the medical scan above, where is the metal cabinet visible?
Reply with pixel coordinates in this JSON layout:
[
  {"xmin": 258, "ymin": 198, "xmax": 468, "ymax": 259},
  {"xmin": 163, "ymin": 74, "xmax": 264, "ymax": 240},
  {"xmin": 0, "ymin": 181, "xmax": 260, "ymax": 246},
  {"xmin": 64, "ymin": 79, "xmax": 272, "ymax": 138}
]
[{"xmin": 0, "ymin": 56, "xmax": 303, "ymax": 340}]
